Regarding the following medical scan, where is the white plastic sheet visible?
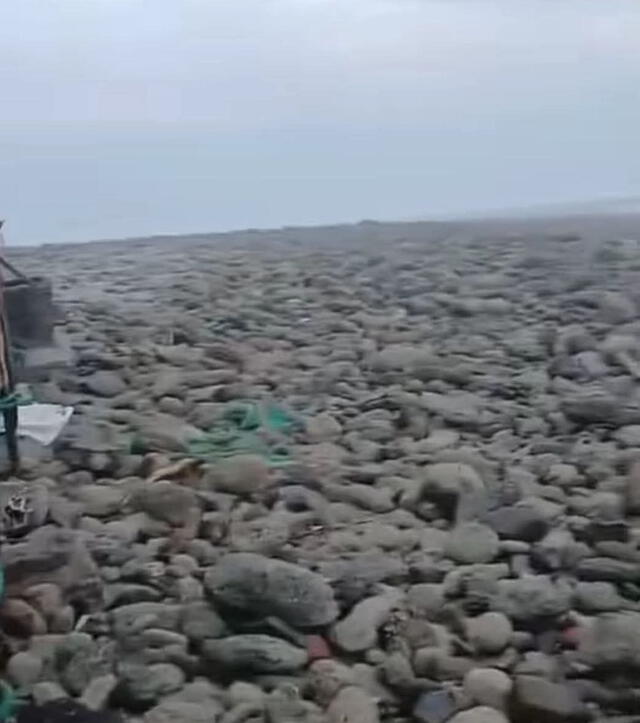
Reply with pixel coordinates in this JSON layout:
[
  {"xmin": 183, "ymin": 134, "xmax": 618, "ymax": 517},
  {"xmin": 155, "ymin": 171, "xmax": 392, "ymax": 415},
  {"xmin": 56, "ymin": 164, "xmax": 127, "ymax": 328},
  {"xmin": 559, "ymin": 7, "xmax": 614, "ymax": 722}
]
[{"xmin": 0, "ymin": 403, "xmax": 73, "ymax": 445}]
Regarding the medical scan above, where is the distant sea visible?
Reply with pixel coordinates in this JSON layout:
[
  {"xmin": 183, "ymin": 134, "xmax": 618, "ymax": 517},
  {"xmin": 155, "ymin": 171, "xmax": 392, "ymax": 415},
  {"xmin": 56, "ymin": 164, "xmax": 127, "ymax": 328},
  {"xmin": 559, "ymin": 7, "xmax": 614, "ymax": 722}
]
[{"xmin": 1, "ymin": 125, "xmax": 634, "ymax": 246}]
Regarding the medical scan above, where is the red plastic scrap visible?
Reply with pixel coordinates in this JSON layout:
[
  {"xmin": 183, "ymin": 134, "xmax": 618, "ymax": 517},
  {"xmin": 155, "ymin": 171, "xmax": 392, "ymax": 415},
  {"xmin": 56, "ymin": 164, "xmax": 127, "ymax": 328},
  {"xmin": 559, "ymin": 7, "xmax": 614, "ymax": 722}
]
[{"xmin": 307, "ymin": 634, "xmax": 332, "ymax": 661}]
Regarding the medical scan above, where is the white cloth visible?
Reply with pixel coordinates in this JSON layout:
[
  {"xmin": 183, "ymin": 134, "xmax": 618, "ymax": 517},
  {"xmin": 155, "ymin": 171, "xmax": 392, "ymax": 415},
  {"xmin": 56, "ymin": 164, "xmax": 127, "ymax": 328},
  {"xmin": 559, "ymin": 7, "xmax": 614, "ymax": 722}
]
[{"xmin": 0, "ymin": 403, "xmax": 73, "ymax": 445}]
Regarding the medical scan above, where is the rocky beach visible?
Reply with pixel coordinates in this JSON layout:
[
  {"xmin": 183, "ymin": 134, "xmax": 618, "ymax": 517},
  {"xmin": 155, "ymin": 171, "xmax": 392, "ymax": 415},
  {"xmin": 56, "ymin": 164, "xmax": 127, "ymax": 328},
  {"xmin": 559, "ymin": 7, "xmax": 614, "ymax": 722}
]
[{"xmin": 3, "ymin": 214, "xmax": 640, "ymax": 722}]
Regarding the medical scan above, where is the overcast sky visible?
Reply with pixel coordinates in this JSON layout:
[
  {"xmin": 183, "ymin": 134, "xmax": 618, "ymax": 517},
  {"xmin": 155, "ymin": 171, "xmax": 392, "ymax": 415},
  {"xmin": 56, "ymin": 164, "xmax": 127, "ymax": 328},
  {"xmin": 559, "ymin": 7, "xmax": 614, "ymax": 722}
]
[{"xmin": 1, "ymin": 0, "xmax": 639, "ymax": 244}]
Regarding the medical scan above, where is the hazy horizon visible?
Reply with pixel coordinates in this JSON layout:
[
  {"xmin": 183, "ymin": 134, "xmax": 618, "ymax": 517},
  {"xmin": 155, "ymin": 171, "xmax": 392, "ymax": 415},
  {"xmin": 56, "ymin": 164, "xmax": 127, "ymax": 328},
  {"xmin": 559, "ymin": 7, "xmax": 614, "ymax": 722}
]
[{"xmin": 1, "ymin": 0, "xmax": 639, "ymax": 245}]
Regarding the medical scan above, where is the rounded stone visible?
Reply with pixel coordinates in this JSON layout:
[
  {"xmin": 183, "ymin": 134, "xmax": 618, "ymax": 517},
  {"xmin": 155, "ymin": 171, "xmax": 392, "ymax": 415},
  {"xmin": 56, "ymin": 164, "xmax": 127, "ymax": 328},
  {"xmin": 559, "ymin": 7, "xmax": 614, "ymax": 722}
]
[
  {"xmin": 463, "ymin": 667, "xmax": 512, "ymax": 710},
  {"xmin": 204, "ymin": 552, "xmax": 338, "ymax": 627},
  {"xmin": 226, "ymin": 681, "xmax": 265, "ymax": 707},
  {"xmin": 202, "ymin": 635, "xmax": 308, "ymax": 673},
  {"xmin": 202, "ymin": 455, "xmax": 271, "ymax": 495},
  {"xmin": 0, "ymin": 599, "xmax": 47, "ymax": 637},
  {"xmin": 7, "ymin": 651, "xmax": 43, "ymax": 688},
  {"xmin": 308, "ymin": 659, "xmax": 356, "ymax": 706},
  {"xmin": 449, "ymin": 707, "xmax": 509, "ymax": 723},
  {"xmin": 445, "ymin": 523, "xmax": 500, "ymax": 564},
  {"xmin": 466, "ymin": 612, "xmax": 513, "ymax": 655},
  {"xmin": 144, "ymin": 701, "xmax": 213, "ymax": 723}
]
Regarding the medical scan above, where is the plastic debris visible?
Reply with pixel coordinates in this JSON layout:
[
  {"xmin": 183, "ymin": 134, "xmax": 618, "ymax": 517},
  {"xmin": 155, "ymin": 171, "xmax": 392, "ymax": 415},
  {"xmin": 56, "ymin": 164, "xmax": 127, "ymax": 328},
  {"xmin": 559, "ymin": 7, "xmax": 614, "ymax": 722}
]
[
  {"xmin": 307, "ymin": 634, "xmax": 332, "ymax": 661},
  {"xmin": 0, "ymin": 403, "xmax": 73, "ymax": 445},
  {"xmin": 412, "ymin": 690, "xmax": 457, "ymax": 723},
  {"xmin": 0, "ymin": 680, "xmax": 22, "ymax": 722},
  {"xmin": 188, "ymin": 401, "xmax": 299, "ymax": 466}
]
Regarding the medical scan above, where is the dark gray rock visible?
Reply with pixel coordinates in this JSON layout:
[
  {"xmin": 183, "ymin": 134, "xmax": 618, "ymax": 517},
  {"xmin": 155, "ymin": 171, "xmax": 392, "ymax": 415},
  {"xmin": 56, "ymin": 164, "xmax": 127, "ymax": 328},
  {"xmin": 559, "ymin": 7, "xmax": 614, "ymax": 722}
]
[
  {"xmin": 131, "ymin": 482, "xmax": 199, "ymax": 527},
  {"xmin": 204, "ymin": 553, "xmax": 338, "ymax": 627},
  {"xmin": 577, "ymin": 611, "xmax": 640, "ymax": 671},
  {"xmin": 511, "ymin": 675, "xmax": 589, "ymax": 723},
  {"xmin": 332, "ymin": 590, "xmax": 402, "ymax": 652},
  {"xmin": 318, "ymin": 553, "xmax": 407, "ymax": 606},
  {"xmin": 2, "ymin": 526, "xmax": 102, "ymax": 611},
  {"xmin": 133, "ymin": 414, "xmax": 205, "ymax": 453},
  {"xmin": 614, "ymin": 425, "xmax": 640, "ymax": 447},
  {"xmin": 143, "ymin": 700, "xmax": 220, "ymax": 723},
  {"xmin": 493, "ymin": 576, "xmax": 572, "ymax": 622},
  {"xmin": 407, "ymin": 584, "xmax": 445, "ymax": 620},
  {"xmin": 115, "ymin": 662, "xmax": 185, "ymax": 709},
  {"xmin": 202, "ymin": 635, "xmax": 307, "ymax": 673},
  {"xmin": 465, "ymin": 612, "xmax": 513, "ymax": 655},
  {"xmin": 445, "ymin": 522, "xmax": 499, "ymax": 564},
  {"xmin": 420, "ymin": 463, "xmax": 488, "ymax": 522},
  {"xmin": 6, "ymin": 651, "xmax": 43, "ymax": 688},
  {"xmin": 104, "ymin": 583, "xmax": 162, "ymax": 608},
  {"xmin": 573, "ymin": 582, "xmax": 625, "ymax": 613},
  {"xmin": 179, "ymin": 602, "xmax": 227, "ymax": 641},
  {"xmin": 72, "ymin": 485, "xmax": 127, "ymax": 518},
  {"xmin": 484, "ymin": 505, "xmax": 549, "ymax": 542},
  {"xmin": 55, "ymin": 633, "xmax": 115, "ymax": 696},
  {"xmin": 626, "ymin": 460, "xmax": 640, "ymax": 514},
  {"xmin": 202, "ymin": 455, "xmax": 271, "ymax": 495},
  {"xmin": 561, "ymin": 388, "xmax": 640, "ymax": 427},
  {"xmin": 83, "ymin": 371, "xmax": 127, "ymax": 398},
  {"xmin": 412, "ymin": 690, "xmax": 456, "ymax": 723},
  {"xmin": 16, "ymin": 700, "xmax": 124, "ymax": 723},
  {"xmin": 576, "ymin": 557, "xmax": 640, "ymax": 583},
  {"xmin": 111, "ymin": 603, "xmax": 181, "ymax": 638}
]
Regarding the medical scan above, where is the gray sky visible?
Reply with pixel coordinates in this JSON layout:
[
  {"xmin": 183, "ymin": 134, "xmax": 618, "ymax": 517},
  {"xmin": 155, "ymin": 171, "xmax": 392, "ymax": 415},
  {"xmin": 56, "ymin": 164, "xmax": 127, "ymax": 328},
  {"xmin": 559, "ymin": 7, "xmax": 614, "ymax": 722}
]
[{"xmin": 1, "ymin": 0, "xmax": 639, "ymax": 244}]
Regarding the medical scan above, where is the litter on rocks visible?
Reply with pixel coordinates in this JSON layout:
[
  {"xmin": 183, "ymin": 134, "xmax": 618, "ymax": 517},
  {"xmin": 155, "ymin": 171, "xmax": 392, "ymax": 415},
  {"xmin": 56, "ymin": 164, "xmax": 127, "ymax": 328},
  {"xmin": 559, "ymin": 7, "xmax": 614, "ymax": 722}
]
[
  {"xmin": 187, "ymin": 400, "xmax": 299, "ymax": 465},
  {"xmin": 0, "ymin": 403, "xmax": 73, "ymax": 446},
  {"xmin": 3, "ymin": 220, "xmax": 640, "ymax": 723}
]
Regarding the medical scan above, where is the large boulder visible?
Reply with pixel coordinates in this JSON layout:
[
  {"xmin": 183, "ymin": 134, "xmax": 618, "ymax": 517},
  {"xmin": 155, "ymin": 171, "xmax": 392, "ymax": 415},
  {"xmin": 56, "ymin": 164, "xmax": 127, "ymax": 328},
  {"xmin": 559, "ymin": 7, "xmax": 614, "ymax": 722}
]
[{"xmin": 204, "ymin": 553, "xmax": 338, "ymax": 627}]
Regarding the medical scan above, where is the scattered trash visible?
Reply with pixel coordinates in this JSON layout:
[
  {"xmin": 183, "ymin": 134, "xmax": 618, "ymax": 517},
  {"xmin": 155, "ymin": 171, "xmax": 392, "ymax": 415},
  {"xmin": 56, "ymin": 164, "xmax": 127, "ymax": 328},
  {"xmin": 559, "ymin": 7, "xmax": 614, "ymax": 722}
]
[
  {"xmin": 306, "ymin": 634, "xmax": 332, "ymax": 661},
  {"xmin": 147, "ymin": 457, "xmax": 201, "ymax": 483},
  {"xmin": 0, "ymin": 680, "xmax": 21, "ymax": 722},
  {"xmin": 0, "ymin": 403, "xmax": 73, "ymax": 445},
  {"xmin": 188, "ymin": 401, "xmax": 300, "ymax": 466},
  {"xmin": 560, "ymin": 625, "xmax": 582, "ymax": 649},
  {"xmin": 3, "ymin": 493, "xmax": 33, "ymax": 534},
  {"xmin": 412, "ymin": 689, "xmax": 457, "ymax": 723},
  {"xmin": 225, "ymin": 401, "xmax": 298, "ymax": 434},
  {"xmin": 0, "ymin": 391, "xmax": 32, "ymax": 412}
]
